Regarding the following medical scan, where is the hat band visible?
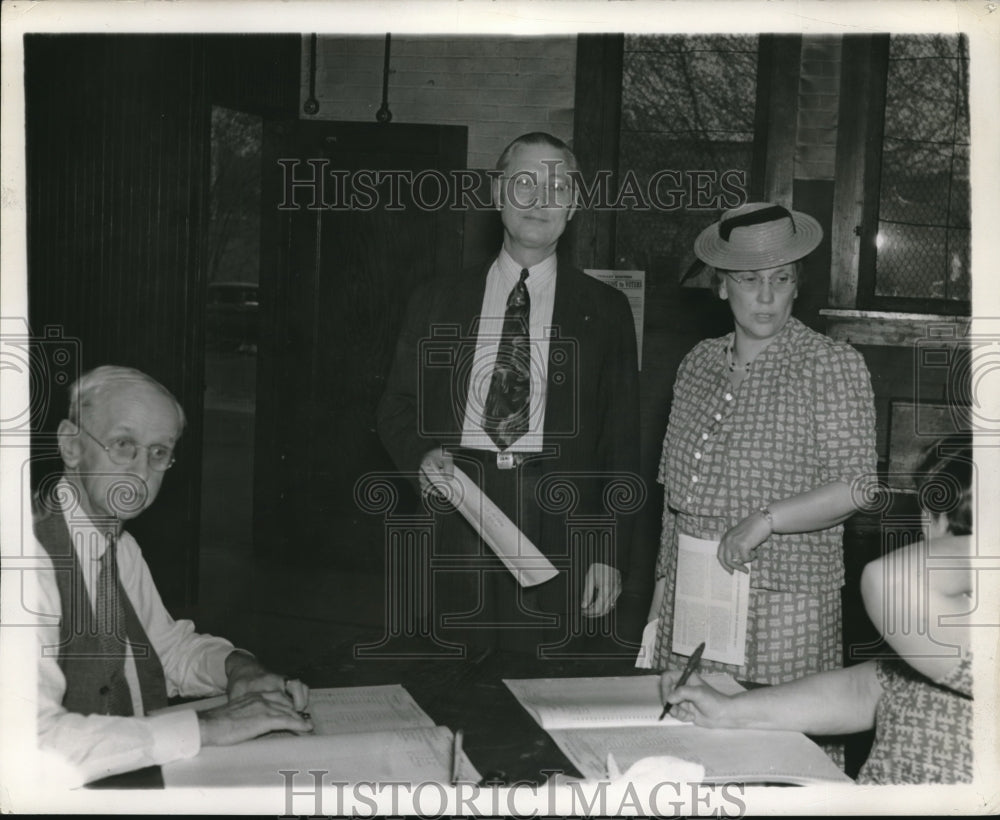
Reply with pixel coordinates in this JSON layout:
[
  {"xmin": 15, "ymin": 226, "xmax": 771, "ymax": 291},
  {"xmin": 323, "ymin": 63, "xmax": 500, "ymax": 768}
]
[{"xmin": 719, "ymin": 204, "xmax": 795, "ymax": 241}]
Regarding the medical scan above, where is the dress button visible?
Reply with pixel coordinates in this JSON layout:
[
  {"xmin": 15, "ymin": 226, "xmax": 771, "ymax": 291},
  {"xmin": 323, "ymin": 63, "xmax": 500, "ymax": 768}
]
[
  {"xmin": 714, "ymin": 412, "xmax": 722, "ymax": 421},
  {"xmin": 694, "ymin": 451, "xmax": 702, "ymax": 459},
  {"xmin": 691, "ymin": 475, "xmax": 699, "ymax": 483},
  {"xmin": 686, "ymin": 495, "xmax": 692, "ymax": 503},
  {"xmin": 99, "ymin": 685, "xmax": 110, "ymax": 695},
  {"xmin": 702, "ymin": 432, "xmax": 709, "ymax": 440},
  {"xmin": 724, "ymin": 392, "xmax": 733, "ymax": 401}
]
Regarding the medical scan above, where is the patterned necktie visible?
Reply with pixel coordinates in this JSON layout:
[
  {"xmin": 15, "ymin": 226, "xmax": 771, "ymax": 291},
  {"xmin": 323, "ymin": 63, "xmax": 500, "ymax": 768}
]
[
  {"xmin": 96, "ymin": 535, "xmax": 133, "ymax": 715},
  {"xmin": 483, "ymin": 267, "xmax": 531, "ymax": 450}
]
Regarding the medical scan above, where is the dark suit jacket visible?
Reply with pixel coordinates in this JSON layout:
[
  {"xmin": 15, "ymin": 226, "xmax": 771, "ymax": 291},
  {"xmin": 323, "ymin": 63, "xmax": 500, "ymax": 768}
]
[{"xmin": 377, "ymin": 255, "xmax": 641, "ymax": 573}]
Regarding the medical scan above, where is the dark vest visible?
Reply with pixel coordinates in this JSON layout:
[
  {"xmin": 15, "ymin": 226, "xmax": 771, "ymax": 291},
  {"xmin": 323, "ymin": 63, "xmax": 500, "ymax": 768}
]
[{"xmin": 33, "ymin": 495, "xmax": 168, "ymax": 716}]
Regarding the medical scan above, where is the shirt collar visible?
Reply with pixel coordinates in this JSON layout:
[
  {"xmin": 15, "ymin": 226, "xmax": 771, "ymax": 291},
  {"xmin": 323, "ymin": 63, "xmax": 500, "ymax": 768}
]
[
  {"xmin": 497, "ymin": 247, "xmax": 557, "ymax": 288},
  {"xmin": 719, "ymin": 316, "xmax": 803, "ymax": 373},
  {"xmin": 57, "ymin": 477, "xmax": 116, "ymax": 560}
]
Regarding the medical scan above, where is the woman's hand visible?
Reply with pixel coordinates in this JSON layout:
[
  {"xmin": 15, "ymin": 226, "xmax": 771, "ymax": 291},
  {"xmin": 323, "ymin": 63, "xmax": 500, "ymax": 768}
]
[
  {"xmin": 717, "ymin": 512, "xmax": 771, "ymax": 574},
  {"xmin": 658, "ymin": 671, "xmax": 737, "ymax": 727}
]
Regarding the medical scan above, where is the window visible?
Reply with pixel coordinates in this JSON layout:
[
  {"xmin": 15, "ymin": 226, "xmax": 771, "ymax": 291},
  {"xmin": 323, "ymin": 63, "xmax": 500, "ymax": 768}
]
[
  {"xmin": 859, "ymin": 35, "xmax": 970, "ymax": 313},
  {"xmin": 615, "ymin": 35, "xmax": 758, "ymax": 288}
]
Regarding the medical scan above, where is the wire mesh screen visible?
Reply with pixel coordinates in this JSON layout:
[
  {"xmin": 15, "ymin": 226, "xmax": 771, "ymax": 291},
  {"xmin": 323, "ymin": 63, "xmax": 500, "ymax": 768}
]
[
  {"xmin": 616, "ymin": 35, "xmax": 757, "ymax": 299},
  {"xmin": 875, "ymin": 35, "xmax": 970, "ymax": 303}
]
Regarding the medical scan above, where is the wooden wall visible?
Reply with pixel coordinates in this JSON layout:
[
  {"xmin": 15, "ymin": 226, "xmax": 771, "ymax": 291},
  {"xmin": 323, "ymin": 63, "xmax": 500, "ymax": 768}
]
[
  {"xmin": 26, "ymin": 35, "xmax": 211, "ymax": 606},
  {"xmin": 24, "ymin": 34, "xmax": 300, "ymax": 607},
  {"xmin": 302, "ymin": 35, "xmax": 576, "ymax": 170}
]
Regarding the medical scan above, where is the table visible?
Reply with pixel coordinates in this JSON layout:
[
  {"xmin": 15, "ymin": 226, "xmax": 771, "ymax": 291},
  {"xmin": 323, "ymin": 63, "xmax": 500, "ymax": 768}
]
[
  {"xmin": 315, "ymin": 639, "xmax": 648, "ymax": 784},
  {"xmin": 89, "ymin": 636, "xmax": 648, "ymax": 789}
]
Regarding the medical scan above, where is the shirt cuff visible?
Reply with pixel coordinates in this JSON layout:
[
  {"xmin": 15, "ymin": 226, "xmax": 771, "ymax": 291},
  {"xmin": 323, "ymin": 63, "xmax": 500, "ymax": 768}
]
[
  {"xmin": 148, "ymin": 709, "xmax": 202, "ymax": 765},
  {"xmin": 207, "ymin": 642, "xmax": 236, "ymax": 691}
]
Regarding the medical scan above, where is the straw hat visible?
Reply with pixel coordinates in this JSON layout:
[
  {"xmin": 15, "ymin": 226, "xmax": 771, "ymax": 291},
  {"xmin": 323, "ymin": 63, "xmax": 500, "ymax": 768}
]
[{"xmin": 693, "ymin": 202, "xmax": 823, "ymax": 271}]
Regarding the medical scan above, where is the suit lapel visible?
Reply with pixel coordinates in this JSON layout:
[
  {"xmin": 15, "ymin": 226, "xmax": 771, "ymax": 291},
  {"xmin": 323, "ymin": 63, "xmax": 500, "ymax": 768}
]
[
  {"xmin": 442, "ymin": 258, "xmax": 494, "ymax": 437},
  {"xmin": 545, "ymin": 260, "xmax": 587, "ymax": 452}
]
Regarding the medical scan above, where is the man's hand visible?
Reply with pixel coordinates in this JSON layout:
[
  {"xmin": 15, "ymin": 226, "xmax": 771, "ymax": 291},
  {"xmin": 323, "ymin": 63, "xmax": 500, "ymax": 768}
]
[
  {"xmin": 225, "ymin": 650, "xmax": 309, "ymax": 711},
  {"xmin": 418, "ymin": 447, "xmax": 455, "ymax": 496},
  {"xmin": 657, "ymin": 670, "xmax": 735, "ymax": 727},
  {"xmin": 580, "ymin": 562, "xmax": 621, "ymax": 618},
  {"xmin": 717, "ymin": 513, "xmax": 770, "ymax": 575},
  {"xmin": 197, "ymin": 691, "xmax": 313, "ymax": 747}
]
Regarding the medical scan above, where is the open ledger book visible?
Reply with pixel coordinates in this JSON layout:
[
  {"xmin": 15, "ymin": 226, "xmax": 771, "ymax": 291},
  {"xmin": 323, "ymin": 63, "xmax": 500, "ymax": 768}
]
[
  {"xmin": 504, "ymin": 675, "xmax": 851, "ymax": 785},
  {"xmin": 153, "ymin": 684, "xmax": 481, "ymax": 787}
]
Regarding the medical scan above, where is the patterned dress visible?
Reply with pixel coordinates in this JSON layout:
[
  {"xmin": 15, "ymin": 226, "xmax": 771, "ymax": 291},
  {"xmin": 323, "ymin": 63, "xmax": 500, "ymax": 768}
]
[
  {"xmin": 858, "ymin": 654, "xmax": 973, "ymax": 784},
  {"xmin": 652, "ymin": 317, "xmax": 876, "ymax": 683}
]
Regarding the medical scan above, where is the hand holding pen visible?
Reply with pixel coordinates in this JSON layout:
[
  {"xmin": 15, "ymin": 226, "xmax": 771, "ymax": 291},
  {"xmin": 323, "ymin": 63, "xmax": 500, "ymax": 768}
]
[{"xmin": 658, "ymin": 641, "xmax": 705, "ymax": 720}]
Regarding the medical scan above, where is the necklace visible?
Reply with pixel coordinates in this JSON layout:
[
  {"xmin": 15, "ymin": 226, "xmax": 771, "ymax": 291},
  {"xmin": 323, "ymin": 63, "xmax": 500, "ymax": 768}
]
[{"xmin": 726, "ymin": 344, "xmax": 752, "ymax": 373}]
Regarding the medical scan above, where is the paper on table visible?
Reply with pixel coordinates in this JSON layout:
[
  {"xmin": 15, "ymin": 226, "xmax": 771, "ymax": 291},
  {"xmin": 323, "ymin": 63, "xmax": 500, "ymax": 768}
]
[
  {"xmin": 503, "ymin": 674, "xmax": 745, "ymax": 730},
  {"xmin": 426, "ymin": 464, "xmax": 559, "ymax": 587},
  {"xmin": 547, "ymin": 725, "xmax": 852, "ymax": 785},
  {"xmin": 150, "ymin": 684, "xmax": 435, "ymax": 735},
  {"xmin": 304, "ymin": 684, "xmax": 435, "ymax": 734},
  {"xmin": 162, "ymin": 726, "xmax": 482, "ymax": 788},
  {"xmin": 671, "ymin": 533, "xmax": 749, "ymax": 666}
]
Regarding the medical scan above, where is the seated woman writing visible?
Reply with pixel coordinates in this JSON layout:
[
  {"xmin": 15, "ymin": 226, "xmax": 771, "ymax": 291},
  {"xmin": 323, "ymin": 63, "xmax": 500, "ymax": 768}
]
[{"xmin": 658, "ymin": 436, "xmax": 974, "ymax": 785}]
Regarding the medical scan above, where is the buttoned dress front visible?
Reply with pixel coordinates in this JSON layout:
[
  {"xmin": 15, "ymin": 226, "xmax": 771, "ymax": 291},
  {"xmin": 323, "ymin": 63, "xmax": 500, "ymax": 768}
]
[{"xmin": 652, "ymin": 317, "xmax": 876, "ymax": 683}]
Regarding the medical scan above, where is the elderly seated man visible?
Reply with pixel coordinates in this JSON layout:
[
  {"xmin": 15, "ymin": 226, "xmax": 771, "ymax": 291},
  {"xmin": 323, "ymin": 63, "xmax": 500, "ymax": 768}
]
[{"xmin": 32, "ymin": 365, "xmax": 311, "ymax": 786}]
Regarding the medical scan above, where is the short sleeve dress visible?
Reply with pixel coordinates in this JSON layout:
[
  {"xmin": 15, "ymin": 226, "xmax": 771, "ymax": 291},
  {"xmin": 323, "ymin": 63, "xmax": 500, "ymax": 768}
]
[
  {"xmin": 652, "ymin": 317, "xmax": 877, "ymax": 683},
  {"xmin": 858, "ymin": 654, "xmax": 973, "ymax": 784}
]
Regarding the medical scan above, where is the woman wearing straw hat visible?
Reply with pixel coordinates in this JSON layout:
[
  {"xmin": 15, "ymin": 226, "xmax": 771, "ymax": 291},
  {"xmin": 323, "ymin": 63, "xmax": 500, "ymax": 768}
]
[{"xmin": 647, "ymin": 202, "xmax": 877, "ymax": 692}]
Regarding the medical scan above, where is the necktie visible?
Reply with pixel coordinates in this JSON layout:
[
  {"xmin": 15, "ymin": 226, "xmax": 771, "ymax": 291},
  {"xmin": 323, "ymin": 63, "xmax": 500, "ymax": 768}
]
[
  {"xmin": 96, "ymin": 535, "xmax": 133, "ymax": 715},
  {"xmin": 483, "ymin": 267, "xmax": 531, "ymax": 450}
]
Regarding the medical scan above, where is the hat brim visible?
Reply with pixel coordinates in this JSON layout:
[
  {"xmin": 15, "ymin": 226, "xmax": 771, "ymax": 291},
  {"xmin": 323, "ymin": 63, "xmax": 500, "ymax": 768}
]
[{"xmin": 693, "ymin": 210, "xmax": 823, "ymax": 271}]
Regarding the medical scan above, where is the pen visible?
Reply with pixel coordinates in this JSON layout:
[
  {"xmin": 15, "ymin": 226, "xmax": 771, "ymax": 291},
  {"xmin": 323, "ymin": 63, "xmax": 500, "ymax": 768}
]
[
  {"xmin": 658, "ymin": 641, "xmax": 705, "ymax": 721},
  {"xmin": 284, "ymin": 677, "xmax": 311, "ymax": 723},
  {"xmin": 606, "ymin": 752, "xmax": 622, "ymax": 780},
  {"xmin": 451, "ymin": 729, "xmax": 464, "ymax": 785}
]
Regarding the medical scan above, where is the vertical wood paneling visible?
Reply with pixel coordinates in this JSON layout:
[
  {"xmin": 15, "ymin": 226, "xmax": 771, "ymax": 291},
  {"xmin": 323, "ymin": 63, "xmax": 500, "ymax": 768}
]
[
  {"xmin": 830, "ymin": 35, "xmax": 890, "ymax": 309},
  {"xmin": 571, "ymin": 34, "xmax": 624, "ymax": 270},
  {"xmin": 758, "ymin": 35, "xmax": 802, "ymax": 207},
  {"xmin": 205, "ymin": 34, "xmax": 300, "ymax": 117},
  {"xmin": 25, "ymin": 35, "xmax": 211, "ymax": 607}
]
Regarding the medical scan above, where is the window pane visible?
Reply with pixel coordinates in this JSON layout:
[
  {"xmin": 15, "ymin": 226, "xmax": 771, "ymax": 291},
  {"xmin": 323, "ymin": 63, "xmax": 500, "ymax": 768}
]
[
  {"xmin": 618, "ymin": 35, "xmax": 757, "ymax": 295},
  {"xmin": 873, "ymin": 34, "xmax": 970, "ymax": 305},
  {"xmin": 878, "ymin": 142, "xmax": 957, "ymax": 226},
  {"xmin": 874, "ymin": 223, "xmax": 947, "ymax": 299}
]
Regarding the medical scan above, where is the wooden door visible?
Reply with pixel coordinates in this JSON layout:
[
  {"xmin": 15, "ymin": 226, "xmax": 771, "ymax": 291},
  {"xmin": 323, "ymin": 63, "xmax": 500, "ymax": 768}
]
[{"xmin": 255, "ymin": 121, "xmax": 467, "ymax": 566}]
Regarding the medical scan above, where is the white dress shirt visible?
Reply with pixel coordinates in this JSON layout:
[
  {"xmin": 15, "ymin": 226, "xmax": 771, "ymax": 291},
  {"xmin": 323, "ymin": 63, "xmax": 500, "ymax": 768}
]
[
  {"xmin": 460, "ymin": 248, "xmax": 557, "ymax": 452},
  {"xmin": 32, "ymin": 485, "xmax": 235, "ymax": 786}
]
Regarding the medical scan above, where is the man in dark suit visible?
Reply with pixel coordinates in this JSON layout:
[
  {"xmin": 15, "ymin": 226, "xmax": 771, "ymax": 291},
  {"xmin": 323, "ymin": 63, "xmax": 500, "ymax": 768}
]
[{"xmin": 377, "ymin": 132, "xmax": 641, "ymax": 656}]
